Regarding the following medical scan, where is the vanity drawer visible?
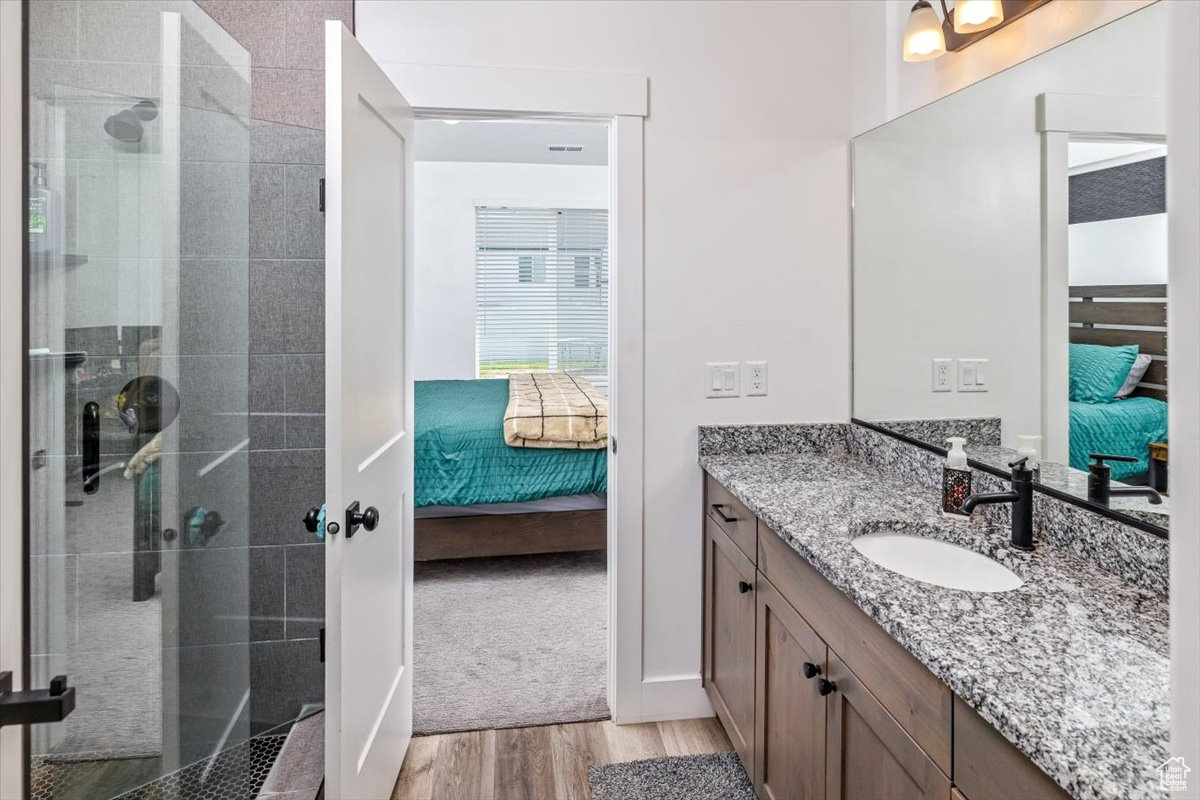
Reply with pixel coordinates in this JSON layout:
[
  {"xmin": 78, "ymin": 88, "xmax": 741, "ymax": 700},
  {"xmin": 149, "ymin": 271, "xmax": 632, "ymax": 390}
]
[
  {"xmin": 757, "ymin": 524, "xmax": 952, "ymax": 775},
  {"xmin": 953, "ymin": 697, "xmax": 1068, "ymax": 800},
  {"xmin": 706, "ymin": 473, "xmax": 757, "ymax": 562}
]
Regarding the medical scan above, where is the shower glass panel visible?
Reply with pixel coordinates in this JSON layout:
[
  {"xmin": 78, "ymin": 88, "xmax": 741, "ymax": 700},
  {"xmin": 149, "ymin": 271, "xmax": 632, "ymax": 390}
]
[{"xmin": 25, "ymin": 2, "xmax": 253, "ymax": 797}]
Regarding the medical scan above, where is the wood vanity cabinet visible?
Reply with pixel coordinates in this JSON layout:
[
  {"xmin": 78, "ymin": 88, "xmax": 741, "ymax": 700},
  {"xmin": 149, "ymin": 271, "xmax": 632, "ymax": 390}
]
[
  {"xmin": 703, "ymin": 515, "xmax": 758, "ymax": 771},
  {"xmin": 701, "ymin": 471, "xmax": 1064, "ymax": 800},
  {"xmin": 754, "ymin": 577, "xmax": 827, "ymax": 800},
  {"xmin": 824, "ymin": 651, "xmax": 950, "ymax": 800}
]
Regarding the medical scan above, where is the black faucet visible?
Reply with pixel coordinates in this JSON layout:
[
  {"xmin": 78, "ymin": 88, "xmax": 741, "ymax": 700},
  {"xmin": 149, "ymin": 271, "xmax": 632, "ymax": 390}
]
[
  {"xmin": 1087, "ymin": 453, "xmax": 1163, "ymax": 506},
  {"xmin": 960, "ymin": 457, "xmax": 1035, "ymax": 552}
]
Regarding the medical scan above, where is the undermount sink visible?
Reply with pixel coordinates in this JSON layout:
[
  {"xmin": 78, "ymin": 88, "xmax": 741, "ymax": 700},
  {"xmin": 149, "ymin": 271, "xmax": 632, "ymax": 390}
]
[{"xmin": 851, "ymin": 532, "xmax": 1023, "ymax": 593}]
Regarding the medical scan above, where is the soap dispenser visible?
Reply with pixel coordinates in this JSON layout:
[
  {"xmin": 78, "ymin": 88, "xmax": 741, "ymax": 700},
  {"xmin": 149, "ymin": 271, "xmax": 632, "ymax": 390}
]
[{"xmin": 942, "ymin": 437, "xmax": 972, "ymax": 517}]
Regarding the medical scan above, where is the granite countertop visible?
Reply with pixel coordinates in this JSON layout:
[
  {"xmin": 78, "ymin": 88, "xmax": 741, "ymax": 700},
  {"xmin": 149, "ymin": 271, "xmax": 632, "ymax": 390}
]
[{"xmin": 699, "ymin": 449, "xmax": 1169, "ymax": 800}]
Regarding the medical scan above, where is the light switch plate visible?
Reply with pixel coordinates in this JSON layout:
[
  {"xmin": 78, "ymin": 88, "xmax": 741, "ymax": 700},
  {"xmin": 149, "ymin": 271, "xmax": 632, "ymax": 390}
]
[
  {"xmin": 746, "ymin": 361, "xmax": 768, "ymax": 396},
  {"xmin": 958, "ymin": 358, "xmax": 988, "ymax": 392},
  {"xmin": 706, "ymin": 362, "xmax": 740, "ymax": 398},
  {"xmin": 932, "ymin": 359, "xmax": 954, "ymax": 392}
]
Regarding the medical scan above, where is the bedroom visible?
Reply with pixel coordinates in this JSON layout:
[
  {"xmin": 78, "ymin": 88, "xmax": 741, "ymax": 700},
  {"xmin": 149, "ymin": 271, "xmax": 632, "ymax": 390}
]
[{"xmin": 409, "ymin": 118, "xmax": 612, "ymax": 736}]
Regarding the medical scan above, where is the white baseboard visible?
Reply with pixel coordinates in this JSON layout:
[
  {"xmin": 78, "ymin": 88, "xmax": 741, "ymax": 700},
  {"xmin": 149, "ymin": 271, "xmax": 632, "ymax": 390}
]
[{"xmin": 622, "ymin": 674, "xmax": 713, "ymax": 723}]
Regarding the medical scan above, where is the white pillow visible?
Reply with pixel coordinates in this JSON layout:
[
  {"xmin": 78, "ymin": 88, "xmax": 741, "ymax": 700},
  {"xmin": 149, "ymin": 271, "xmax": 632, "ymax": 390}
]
[{"xmin": 1115, "ymin": 353, "xmax": 1153, "ymax": 399}]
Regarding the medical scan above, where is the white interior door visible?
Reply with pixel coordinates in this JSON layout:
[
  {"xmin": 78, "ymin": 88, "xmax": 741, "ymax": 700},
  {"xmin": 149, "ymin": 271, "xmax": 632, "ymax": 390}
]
[{"xmin": 324, "ymin": 21, "xmax": 414, "ymax": 800}]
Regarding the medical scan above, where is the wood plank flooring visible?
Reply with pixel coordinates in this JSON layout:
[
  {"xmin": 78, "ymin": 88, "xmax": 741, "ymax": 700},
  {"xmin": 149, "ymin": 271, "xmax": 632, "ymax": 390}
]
[{"xmin": 391, "ymin": 717, "xmax": 732, "ymax": 800}]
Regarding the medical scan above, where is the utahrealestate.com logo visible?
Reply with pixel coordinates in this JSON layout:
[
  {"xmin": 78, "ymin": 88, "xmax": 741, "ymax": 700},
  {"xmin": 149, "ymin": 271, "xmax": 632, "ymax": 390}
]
[{"xmin": 1158, "ymin": 757, "xmax": 1191, "ymax": 792}]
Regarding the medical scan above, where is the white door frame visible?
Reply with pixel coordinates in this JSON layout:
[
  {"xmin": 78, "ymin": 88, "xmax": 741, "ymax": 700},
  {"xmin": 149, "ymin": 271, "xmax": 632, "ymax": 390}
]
[
  {"xmin": 1, "ymin": 0, "xmax": 27, "ymax": 796},
  {"xmin": 379, "ymin": 62, "xmax": 648, "ymax": 723},
  {"xmin": 1037, "ymin": 92, "xmax": 1167, "ymax": 464}
]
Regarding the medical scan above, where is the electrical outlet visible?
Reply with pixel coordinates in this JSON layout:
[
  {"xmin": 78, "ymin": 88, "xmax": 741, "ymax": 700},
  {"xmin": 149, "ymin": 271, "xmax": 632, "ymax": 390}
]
[
  {"xmin": 705, "ymin": 362, "xmax": 740, "ymax": 398},
  {"xmin": 746, "ymin": 361, "xmax": 768, "ymax": 396},
  {"xmin": 958, "ymin": 358, "xmax": 988, "ymax": 392},
  {"xmin": 932, "ymin": 359, "xmax": 954, "ymax": 392}
]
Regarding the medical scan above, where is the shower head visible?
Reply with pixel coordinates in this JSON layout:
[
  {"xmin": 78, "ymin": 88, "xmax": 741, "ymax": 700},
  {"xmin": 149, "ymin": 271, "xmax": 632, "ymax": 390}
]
[
  {"xmin": 103, "ymin": 99, "xmax": 158, "ymax": 143},
  {"xmin": 104, "ymin": 108, "xmax": 143, "ymax": 143}
]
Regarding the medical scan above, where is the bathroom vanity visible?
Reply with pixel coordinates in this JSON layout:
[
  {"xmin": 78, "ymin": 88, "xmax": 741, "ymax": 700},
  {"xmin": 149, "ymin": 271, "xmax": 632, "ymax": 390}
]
[{"xmin": 698, "ymin": 424, "xmax": 1168, "ymax": 800}]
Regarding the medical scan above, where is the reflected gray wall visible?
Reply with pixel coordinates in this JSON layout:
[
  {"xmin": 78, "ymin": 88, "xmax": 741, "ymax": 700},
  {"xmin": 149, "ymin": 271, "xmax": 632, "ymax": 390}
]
[{"xmin": 194, "ymin": 0, "xmax": 352, "ymax": 734}]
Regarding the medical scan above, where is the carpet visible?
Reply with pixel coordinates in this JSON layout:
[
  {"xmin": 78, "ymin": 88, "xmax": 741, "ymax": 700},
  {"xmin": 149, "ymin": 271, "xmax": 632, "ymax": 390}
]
[
  {"xmin": 413, "ymin": 550, "xmax": 608, "ymax": 734},
  {"xmin": 588, "ymin": 752, "xmax": 755, "ymax": 800}
]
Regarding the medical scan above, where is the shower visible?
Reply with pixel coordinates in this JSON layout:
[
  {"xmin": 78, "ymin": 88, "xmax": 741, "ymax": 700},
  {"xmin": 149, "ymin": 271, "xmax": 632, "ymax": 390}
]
[{"xmin": 102, "ymin": 99, "xmax": 158, "ymax": 143}]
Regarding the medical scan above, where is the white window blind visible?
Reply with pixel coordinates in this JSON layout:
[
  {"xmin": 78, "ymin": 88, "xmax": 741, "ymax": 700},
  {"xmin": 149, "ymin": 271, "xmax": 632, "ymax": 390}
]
[{"xmin": 475, "ymin": 206, "xmax": 609, "ymax": 392}]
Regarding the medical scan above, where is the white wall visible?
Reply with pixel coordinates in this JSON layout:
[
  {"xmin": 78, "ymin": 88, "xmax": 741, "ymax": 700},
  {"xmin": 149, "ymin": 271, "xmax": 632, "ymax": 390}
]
[
  {"xmin": 851, "ymin": 0, "xmax": 1156, "ymax": 136},
  {"xmin": 1167, "ymin": 0, "xmax": 1200, "ymax": 782},
  {"xmin": 413, "ymin": 161, "xmax": 608, "ymax": 381},
  {"xmin": 1068, "ymin": 214, "xmax": 1167, "ymax": 286},
  {"xmin": 853, "ymin": 6, "xmax": 1165, "ymax": 449},
  {"xmin": 357, "ymin": 0, "xmax": 853, "ymax": 707}
]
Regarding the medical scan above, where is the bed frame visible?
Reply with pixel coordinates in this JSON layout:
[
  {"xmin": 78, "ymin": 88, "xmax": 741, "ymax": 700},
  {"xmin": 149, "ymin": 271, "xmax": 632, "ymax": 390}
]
[
  {"xmin": 414, "ymin": 510, "xmax": 606, "ymax": 561},
  {"xmin": 1069, "ymin": 283, "xmax": 1168, "ymax": 401}
]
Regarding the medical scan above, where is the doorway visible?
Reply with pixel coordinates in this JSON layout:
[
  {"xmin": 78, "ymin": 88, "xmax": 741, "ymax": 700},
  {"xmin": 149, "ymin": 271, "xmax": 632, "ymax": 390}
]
[{"xmin": 409, "ymin": 117, "xmax": 612, "ymax": 734}]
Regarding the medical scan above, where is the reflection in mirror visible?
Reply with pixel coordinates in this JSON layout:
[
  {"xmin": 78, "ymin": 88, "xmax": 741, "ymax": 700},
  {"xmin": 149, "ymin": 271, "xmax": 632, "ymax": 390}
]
[{"xmin": 852, "ymin": 3, "xmax": 1169, "ymax": 533}]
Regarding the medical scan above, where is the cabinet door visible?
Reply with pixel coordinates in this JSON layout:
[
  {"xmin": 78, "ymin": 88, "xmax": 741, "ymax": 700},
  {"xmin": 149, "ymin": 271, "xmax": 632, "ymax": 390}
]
[
  {"xmin": 703, "ymin": 517, "xmax": 757, "ymax": 773},
  {"xmin": 754, "ymin": 576, "xmax": 827, "ymax": 800},
  {"xmin": 826, "ymin": 653, "xmax": 951, "ymax": 800}
]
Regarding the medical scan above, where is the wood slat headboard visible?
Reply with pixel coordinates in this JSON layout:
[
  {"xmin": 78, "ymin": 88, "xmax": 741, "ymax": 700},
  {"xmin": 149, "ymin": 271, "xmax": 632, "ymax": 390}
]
[{"xmin": 1069, "ymin": 284, "xmax": 1167, "ymax": 401}]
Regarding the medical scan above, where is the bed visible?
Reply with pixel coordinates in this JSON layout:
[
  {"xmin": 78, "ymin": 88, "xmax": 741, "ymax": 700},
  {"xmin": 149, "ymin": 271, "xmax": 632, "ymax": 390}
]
[
  {"xmin": 414, "ymin": 378, "xmax": 607, "ymax": 560},
  {"xmin": 1068, "ymin": 284, "xmax": 1168, "ymax": 485}
]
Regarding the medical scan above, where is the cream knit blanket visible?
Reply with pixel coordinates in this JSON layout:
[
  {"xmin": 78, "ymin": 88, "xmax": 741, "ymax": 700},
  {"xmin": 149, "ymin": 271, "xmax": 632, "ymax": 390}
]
[{"xmin": 503, "ymin": 372, "xmax": 609, "ymax": 449}]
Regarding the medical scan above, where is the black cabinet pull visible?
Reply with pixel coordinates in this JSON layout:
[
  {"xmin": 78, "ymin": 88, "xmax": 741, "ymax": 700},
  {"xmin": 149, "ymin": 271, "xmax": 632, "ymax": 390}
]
[
  {"xmin": 817, "ymin": 678, "xmax": 838, "ymax": 696},
  {"xmin": 737, "ymin": 580, "xmax": 753, "ymax": 594},
  {"xmin": 711, "ymin": 503, "xmax": 738, "ymax": 523},
  {"xmin": 802, "ymin": 662, "xmax": 822, "ymax": 679},
  {"xmin": 82, "ymin": 402, "xmax": 99, "ymax": 494}
]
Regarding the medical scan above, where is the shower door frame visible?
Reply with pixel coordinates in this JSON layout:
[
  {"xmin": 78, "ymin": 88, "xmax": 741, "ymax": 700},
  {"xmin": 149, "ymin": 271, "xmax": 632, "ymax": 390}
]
[{"xmin": 1, "ymin": 0, "xmax": 28, "ymax": 797}]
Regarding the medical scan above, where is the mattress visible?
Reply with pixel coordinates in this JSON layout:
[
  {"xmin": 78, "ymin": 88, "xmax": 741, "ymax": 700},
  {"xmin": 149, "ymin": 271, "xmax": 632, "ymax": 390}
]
[
  {"xmin": 1069, "ymin": 396, "xmax": 1168, "ymax": 481},
  {"xmin": 415, "ymin": 492, "xmax": 607, "ymax": 519},
  {"xmin": 415, "ymin": 379, "xmax": 608, "ymax": 508}
]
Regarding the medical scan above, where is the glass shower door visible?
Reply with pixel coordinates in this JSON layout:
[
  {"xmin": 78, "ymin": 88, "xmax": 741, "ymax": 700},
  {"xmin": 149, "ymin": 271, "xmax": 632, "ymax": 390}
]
[{"xmin": 25, "ymin": 2, "xmax": 252, "ymax": 797}]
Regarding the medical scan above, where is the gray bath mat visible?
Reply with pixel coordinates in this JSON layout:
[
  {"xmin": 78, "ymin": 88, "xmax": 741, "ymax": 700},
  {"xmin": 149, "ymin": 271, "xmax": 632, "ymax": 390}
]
[
  {"xmin": 413, "ymin": 550, "xmax": 609, "ymax": 734},
  {"xmin": 589, "ymin": 752, "xmax": 755, "ymax": 800}
]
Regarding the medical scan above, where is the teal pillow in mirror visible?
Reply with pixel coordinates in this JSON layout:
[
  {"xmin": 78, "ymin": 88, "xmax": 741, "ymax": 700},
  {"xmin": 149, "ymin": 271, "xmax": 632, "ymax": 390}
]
[{"xmin": 1069, "ymin": 343, "xmax": 1139, "ymax": 403}]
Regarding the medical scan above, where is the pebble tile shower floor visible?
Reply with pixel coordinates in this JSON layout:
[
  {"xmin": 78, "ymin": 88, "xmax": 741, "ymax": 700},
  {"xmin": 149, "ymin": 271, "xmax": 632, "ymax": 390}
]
[{"xmin": 30, "ymin": 735, "xmax": 286, "ymax": 800}]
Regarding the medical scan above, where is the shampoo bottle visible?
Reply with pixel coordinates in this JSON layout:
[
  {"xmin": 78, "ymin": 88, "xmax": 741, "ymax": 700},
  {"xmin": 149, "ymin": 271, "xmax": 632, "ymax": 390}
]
[{"xmin": 942, "ymin": 437, "xmax": 972, "ymax": 517}]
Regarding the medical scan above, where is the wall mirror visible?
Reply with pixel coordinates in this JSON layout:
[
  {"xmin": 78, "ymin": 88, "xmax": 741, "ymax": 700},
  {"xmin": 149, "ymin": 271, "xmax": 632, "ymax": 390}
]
[{"xmin": 852, "ymin": 3, "xmax": 1170, "ymax": 535}]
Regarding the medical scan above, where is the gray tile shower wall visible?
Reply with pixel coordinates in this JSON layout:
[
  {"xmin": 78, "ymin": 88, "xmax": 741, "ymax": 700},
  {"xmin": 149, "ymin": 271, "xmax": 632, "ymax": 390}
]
[{"xmin": 196, "ymin": 0, "xmax": 352, "ymax": 734}]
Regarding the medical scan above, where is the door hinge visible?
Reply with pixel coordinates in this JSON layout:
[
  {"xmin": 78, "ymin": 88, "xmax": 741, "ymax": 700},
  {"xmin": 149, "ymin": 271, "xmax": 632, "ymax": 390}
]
[
  {"xmin": 318, "ymin": 178, "xmax": 325, "ymax": 213},
  {"xmin": 0, "ymin": 671, "xmax": 76, "ymax": 727},
  {"xmin": 610, "ymin": 436, "xmax": 617, "ymax": 454},
  {"xmin": 319, "ymin": 628, "xmax": 325, "ymax": 664}
]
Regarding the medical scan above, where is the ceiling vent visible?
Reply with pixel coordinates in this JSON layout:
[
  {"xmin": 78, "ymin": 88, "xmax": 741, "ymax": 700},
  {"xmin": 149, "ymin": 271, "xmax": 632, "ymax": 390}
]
[{"xmin": 547, "ymin": 144, "xmax": 584, "ymax": 152}]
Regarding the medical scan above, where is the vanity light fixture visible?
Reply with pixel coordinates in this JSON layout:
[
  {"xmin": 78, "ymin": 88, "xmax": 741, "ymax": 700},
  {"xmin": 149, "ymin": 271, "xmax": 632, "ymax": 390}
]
[
  {"xmin": 903, "ymin": 0, "xmax": 1052, "ymax": 63},
  {"xmin": 902, "ymin": 1, "xmax": 946, "ymax": 62},
  {"xmin": 954, "ymin": 0, "xmax": 1004, "ymax": 33}
]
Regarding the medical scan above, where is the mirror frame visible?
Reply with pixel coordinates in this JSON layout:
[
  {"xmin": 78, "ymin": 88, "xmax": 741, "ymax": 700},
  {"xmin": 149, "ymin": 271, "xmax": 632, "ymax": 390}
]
[{"xmin": 851, "ymin": 418, "xmax": 1168, "ymax": 539}]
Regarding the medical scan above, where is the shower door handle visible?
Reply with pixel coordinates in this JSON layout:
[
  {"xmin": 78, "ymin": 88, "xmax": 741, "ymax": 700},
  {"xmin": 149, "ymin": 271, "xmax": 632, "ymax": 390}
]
[
  {"xmin": 82, "ymin": 402, "xmax": 99, "ymax": 494},
  {"xmin": 0, "ymin": 671, "xmax": 76, "ymax": 727}
]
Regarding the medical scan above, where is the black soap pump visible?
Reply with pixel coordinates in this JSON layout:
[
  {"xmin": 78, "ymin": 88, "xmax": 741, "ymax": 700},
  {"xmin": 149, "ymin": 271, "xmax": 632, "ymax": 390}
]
[{"xmin": 942, "ymin": 437, "xmax": 972, "ymax": 518}]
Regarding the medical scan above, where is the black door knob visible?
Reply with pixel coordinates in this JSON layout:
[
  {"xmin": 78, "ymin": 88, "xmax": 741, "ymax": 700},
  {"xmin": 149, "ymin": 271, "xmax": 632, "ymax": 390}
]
[
  {"xmin": 737, "ymin": 580, "xmax": 753, "ymax": 594},
  {"xmin": 304, "ymin": 506, "xmax": 322, "ymax": 534},
  {"xmin": 345, "ymin": 501, "xmax": 380, "ymax": 538},
  {"xmin": 802, "ymin": 662, "xmax": 821, "ymax": 679},
  {"xmin": 817, "ymin": 678, "xmax": 838, "ymax": 696}
]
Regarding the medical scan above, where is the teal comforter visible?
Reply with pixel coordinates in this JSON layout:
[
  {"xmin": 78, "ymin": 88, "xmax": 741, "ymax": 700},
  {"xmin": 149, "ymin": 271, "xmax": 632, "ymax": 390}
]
[
  {"xmin": 1069, "ymin": 397, "xmax": 1167, "ymax": 481},
  {"xmin": 415, "ymin": 379, "xmax": 607, "ymax": 507}
]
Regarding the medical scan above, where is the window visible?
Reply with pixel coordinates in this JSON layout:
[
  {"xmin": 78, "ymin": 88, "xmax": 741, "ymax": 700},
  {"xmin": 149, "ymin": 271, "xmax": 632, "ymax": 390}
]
[{"xmin": 475, "ymin": 206, "xmax": 609, "ymax": 391}]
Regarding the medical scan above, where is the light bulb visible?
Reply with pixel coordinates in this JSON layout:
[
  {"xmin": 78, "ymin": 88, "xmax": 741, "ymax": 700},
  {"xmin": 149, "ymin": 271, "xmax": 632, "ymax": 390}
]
[
  {"xmin": 903, "ymin": 1, "xmax": 946, "ymax": 62},
  {"xmin": 954, "ymin": 0, "xmax": 1004, "ymax": 34}
]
